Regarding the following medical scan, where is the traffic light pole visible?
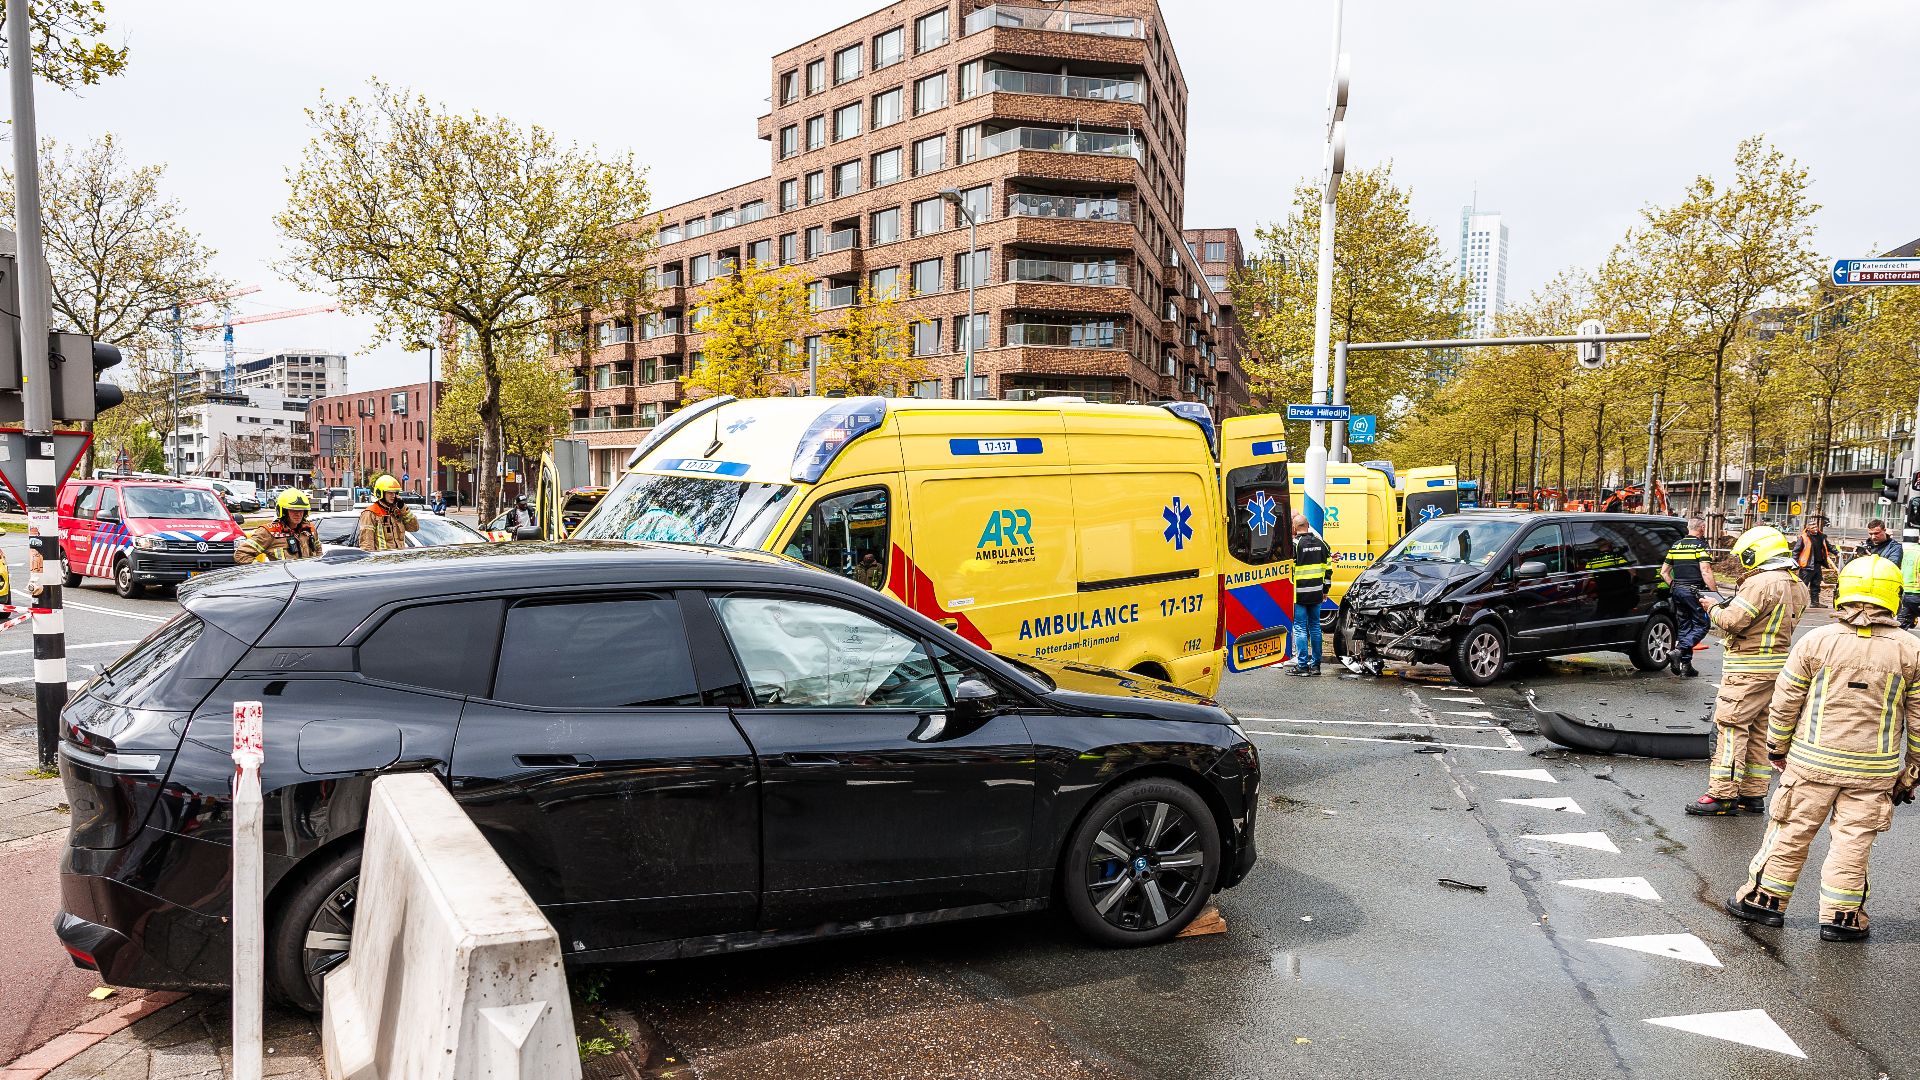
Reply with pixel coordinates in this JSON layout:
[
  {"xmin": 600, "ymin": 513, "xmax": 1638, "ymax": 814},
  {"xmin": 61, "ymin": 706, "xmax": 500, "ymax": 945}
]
[{"xmin": 9, "ymin": 0, "xmax": 71, "ymax": 769}]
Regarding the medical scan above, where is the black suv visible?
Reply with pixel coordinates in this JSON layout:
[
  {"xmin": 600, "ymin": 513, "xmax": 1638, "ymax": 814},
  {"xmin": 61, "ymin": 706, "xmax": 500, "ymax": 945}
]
[
  {"xmin": 55, "ymin": 543, "xmax": 1259, "ymax": 1011},
  {"xmin": 1338, "ymin": 510, "xmax": 1687, "ymax": 686}
]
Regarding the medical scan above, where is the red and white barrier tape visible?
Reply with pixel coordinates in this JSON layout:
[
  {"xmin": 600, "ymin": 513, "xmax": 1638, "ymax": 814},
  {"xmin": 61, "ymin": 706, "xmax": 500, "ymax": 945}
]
[
  {"xmin": 0, "ymin": 612, "xmax": 34, "ymax": 632},
  {"xmin": 0, "ymin": 604, "xmax": 52, "ymax": 617}
]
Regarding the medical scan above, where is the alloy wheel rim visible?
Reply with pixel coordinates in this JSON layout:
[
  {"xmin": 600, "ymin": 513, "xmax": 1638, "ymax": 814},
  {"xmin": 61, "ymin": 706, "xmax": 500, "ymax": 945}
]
[
  {"xmin": 1469, "ymin": 633, "xmax": 1501, "ymax": 678},
  {"xmin": 302, "ymin": 876, "xmax": 358, "ymax": 997},
  {"xmin": 1649, "ymin": 622, "xmax": 1674, "ymax": 663},
  {"xmin": 1086, "ymin": 800, "xmax": 1207, "ymax": 931}
]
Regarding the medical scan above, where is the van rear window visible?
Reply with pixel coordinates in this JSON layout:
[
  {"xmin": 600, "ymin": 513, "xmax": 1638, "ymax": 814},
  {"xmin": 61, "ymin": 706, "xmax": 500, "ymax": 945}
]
[{"xmin": 1226, "ymin": 464, "xmax": 1293, "ymax": 565}]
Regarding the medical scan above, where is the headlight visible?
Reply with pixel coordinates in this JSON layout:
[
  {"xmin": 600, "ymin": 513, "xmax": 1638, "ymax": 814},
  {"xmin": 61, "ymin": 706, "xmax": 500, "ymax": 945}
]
[{"xmin": 133, "ymin": 535, "xmax": 159, "ymax": 550}]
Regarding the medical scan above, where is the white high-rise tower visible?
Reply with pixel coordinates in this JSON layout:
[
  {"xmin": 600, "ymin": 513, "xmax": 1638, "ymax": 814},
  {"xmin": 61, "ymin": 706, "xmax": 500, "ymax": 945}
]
[{"xmin": 1459, "ymin": 207, "xmax": 1509, "ymax": 337}]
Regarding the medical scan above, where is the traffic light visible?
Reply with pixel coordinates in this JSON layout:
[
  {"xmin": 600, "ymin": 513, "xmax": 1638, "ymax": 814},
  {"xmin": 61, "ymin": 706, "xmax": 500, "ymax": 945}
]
[{"xmin": 47, "ymin": 332, "xmax": 122, "ymax": 421}]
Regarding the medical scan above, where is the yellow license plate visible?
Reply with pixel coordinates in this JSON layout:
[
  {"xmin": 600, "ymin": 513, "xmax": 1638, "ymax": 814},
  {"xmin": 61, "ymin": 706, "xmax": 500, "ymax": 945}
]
[{"xmin": 1236, "ymin": 636, "xmax": 1288, "ymax": 664}]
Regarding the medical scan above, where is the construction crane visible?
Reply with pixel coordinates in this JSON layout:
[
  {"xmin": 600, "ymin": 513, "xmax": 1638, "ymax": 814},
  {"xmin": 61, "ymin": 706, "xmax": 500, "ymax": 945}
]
[
  {"xmin": 166, "ymin": 286, "xmax": 265, "ymax": 475},
  {"xmin": 189, "ymin": 303, "xmax": 342, "ymax": 391}
]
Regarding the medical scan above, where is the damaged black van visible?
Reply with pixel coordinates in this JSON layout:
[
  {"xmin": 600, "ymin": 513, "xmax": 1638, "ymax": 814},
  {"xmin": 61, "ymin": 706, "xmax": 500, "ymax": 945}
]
[{"xmin": 1335, "ymin": 510, "xmax": 1688, "ymax": 686}]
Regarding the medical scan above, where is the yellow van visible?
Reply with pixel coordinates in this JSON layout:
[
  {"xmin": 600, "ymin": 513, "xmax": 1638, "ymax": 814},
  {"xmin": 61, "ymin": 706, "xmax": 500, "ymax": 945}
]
[
  {"xmin": 1289, "ymin": 461, "xmax": 1459, "ymax": 625},
  {"xmin": 566, "ymin": 396, "xmax": 1298, "ymax": 694}
]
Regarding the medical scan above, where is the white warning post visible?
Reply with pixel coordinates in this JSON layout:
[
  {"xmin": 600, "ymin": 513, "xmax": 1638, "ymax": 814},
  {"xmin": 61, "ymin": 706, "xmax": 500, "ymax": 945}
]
[{"xmin": 231, "ymin": 700, "xmax": 265, "ymax": 1080}]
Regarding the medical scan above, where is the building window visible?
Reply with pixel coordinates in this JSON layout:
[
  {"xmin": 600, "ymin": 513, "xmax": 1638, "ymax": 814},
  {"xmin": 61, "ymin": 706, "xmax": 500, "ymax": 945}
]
[
  {"xmin": 914, "ymin": 71, "xmax": 947, "ymax": 114},
  {"xmin": 806, "ymin": 171, "xmax": 825, "ymax": 204},
  {"xmin": 870, "ymin": 206, "xmax": 901, "ymax": 245},
  {"xmin": 740, "ymin": 200, "xmax": 765, "ymax": 224},
  {"xmin": 959, "ymin": 183, "xmax": 991, "ymax": 224},
  {"xmin": 913, "ymin": 134, "xmax": 944, "ymax": 176},
  {"xmin": 873, "ymin": 87, "xmax": 903, "ymax": 129},
  {"xmin": 869, "ymin": 266, "xmax": 899, "ymax": 299},
  {"xmin": 834, "ymin": 44, "xmax": 861, "ymax": 84},
  {"xmin": 748, "ymin": 238, "xmax": 773, "ymax": 266},
  {"xmin": 805, "ymin": 226, "xmax": 826, "ymax": 258},
  {"xmin": 952, "ymin": 374, "xmax": 988, "ymax": 398},
  {"xmin": 780, "ymin": 178, "xmax": 799, "ymax": 212},
  {"xmin": 806, "ymin": 114, "xmax": 826, "ymax": 151},
  {"xmin": 780, "ymin": 70, "xmax": 799, "ymax": 105},
  {"xmin": 780, "ymin": 125, "xmax": 798, "ymax": 159},
  {"xmin": 834, "ymin": 160, "xmax": 860, "ymax": 198},
  {"xmin": 911, "ymin": 323, "xmax": 940, "ymax": 359},
  {"xmin": 915, "ymin": 9, "xmax": 948, "ymax": 52},
  {"xmin": 959, "ymin": 60, "xmax": 981, "ymax": 99},
  {"xmin": 911, "ymin": 258, "xmax": 942, "ymax": 296},
  {"xmin": 686, "ymin": 216, "xmax": 710, "ymax": 239},
  {"xmin": 806, "ymin": 59, "xmax": 826, "ymax": 94},
  {"xmin": 1205, "ymin": 241, "xmax": 1226, "ymax": 262},
  {"xmin": 873, "ymin": 27, "xmax": 904, "ymax": 69},
  {"xmin": 955, "ymin": 249, "xmax": 987, "ymax": 288},
  {"xmin": 871, "ymin": 147, "xmax": 902, "ymax": 187},
  {"xmin": 658, "ymin": 223, "xmax": 682, "ymax": 245},
  {"xmin": 780, "ymin": 233, "xmax": 797, "ymax": 265},
  {"xmin": 834, "ymin": 102, "xmax": 861, "ymax": 141},
  {"xmin": 912, "ymin": 197, "xmax": 943, "ymax": 237},
  {"xmin": 690, "ymin": 254, "xmax": 712, "ymax": 285}
]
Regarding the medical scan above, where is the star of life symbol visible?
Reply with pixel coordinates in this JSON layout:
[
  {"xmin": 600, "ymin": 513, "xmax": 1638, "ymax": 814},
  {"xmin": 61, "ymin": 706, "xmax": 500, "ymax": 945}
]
[
  {"xmin": 1162, "ymin": 497, "xmax": 1194, "ymax": 550},
  {"xmin": 1419, "ymin": 503, "xmax": 1444, "ymax": 522},
  {"xmin": 1246, "ymin": 491, "xmax": 1277, "ymax": 537},
  {"xmin": 725, "ymin": 416, "xmax": 757, "ymax": 434}
]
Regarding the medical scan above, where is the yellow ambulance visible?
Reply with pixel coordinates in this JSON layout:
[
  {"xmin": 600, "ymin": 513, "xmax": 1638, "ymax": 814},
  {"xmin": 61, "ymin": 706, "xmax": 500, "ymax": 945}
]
[
  {"xmin": 1289, "ymin": 461, "xmax": 1458, "ymax": 625},
  {"xmin": 567, "ymin": 395, "xmax": 1299, "ymax": 694}
]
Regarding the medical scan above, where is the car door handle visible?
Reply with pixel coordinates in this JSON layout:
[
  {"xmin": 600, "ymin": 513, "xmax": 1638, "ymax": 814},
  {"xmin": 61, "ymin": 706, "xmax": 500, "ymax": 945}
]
[
  {"xmin": 513, "ymin": 753, "xmax": 593, "ymax": 769},
  {"xmin": 782, "ymin": 752, "xmax": 841, "ymax": 766}
]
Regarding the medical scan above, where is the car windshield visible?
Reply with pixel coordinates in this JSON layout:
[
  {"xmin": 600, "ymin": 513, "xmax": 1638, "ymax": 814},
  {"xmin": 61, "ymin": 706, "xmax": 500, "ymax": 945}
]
[
  {"xmin": 570, "ymin": 472, "xmax": 795, "ymax": 548},
  {"xmin": 122, "ymin": 486, "xmax": 228, "ymax": 521},
  {"xmin": 412, "ymin": 515, "xmax": 484, "ymax": 546},
  {"xmin": 1383, "ymin": 517, "xmax": 1523, "ymax": 568}
]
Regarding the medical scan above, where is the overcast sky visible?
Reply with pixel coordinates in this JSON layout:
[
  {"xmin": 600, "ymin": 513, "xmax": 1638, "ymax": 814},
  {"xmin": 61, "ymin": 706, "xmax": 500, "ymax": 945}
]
[{"xmin": 33, "ymin": 0, "xmax": 1920, "ymax": 393}]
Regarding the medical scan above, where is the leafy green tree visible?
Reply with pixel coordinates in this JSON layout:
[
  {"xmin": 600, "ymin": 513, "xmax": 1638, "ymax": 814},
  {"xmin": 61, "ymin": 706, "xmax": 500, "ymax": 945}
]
[
  {"xmin": 681, "ymin": 260, "xmax": 814, "ymax": 399},
  {"xmin": 276, "ymin": 80, "xmax": 655, "ymax": 517},
  {"xmin": 435, "ymin": 332, "xmax": 574, "ymax": 466},
  {"xmin": 0, "ymin": 0, "xmax": 127, "ymax": 89},
  {"xmin": 819, "ymin": 284, "xmax": 921, "ymax": 396}
]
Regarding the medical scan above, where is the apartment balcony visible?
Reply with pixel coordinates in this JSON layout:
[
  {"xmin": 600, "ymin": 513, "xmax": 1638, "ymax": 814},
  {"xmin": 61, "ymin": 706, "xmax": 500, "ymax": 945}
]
[
  {"xmin": 594, "ymin": 326, "xmax": 633, "ymax": 348},
  {"xmin": 977, "ymin": 127, "xmax": 1140, "ymax": 161},
  {"xmin": 570, "ymin": 415, "xmax": 641, "ymax": 433},
  {"xmin": 1008, "ymin": 192, "xmax": 1132, "ymax": 223},
  {"xmin": 818, "ymin": 229, "xmax": 857, "ymax": 255},
  {"xmin": 592, "ymin": 370, "xmax": 635, "ymax": 391},
  {"xmin": 1002, "ymin": 387, "xmax": 1126, "ymax": 403},
  {"xmin": 979, "ymin": 68, "xmax": 1141, "ymax": 103},
  {"xmin": 964, "ymin": 3, "xmax": 1144, "ymax": 39},
  {"xmin": 1005, "ymin": 321, "xmax": 1126, "ymax": 349},
  {"xmin": 1007, "ymin": 258, "xmax": 1128, "ymax": 288},
  {"xmin": 811, "ymin": 285, "xmax": 856, "ymax": 312}
]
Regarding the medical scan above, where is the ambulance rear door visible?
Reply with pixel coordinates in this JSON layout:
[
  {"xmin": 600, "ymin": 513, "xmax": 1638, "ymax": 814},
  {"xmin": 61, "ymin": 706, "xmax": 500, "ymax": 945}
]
[
  {"xmin": 1218, "ymin": 415, "xmax": 1295, "ymax": 672},
  {"xmin": 1402, "ymin": 466, "xmax": 1460, "ymax": 533}
]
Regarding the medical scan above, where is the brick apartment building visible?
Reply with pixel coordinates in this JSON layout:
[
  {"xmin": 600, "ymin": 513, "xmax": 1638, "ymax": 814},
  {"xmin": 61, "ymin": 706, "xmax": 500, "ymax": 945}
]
[
  {"xmin": 306, "ymin": 381, "xmax": 457, "ymax": 499},
  {"xmin": 556, "ymin": 0, "xmax": 1254, "ymax": 483},
  {"xmin": 1185, "ymin": 226, "xmax": 1255, "ymax": 409}
]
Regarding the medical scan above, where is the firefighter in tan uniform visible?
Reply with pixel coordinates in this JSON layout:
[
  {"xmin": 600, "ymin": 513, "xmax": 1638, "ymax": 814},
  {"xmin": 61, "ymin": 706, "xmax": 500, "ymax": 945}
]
[
  {"xmin": 1687, "ymin": 525, "xmax": 1810, "ymax": 816},
  {"xmin": 234, "ymin": 489, "xmax": 322, "ymax": 563},
  {"xmin": 1725, "ymin": 555, "xmax": 1920, "ymax": 941},
  {"xmin": 356, "ymin": 474, "xmax": 419, "ymax": 551}
]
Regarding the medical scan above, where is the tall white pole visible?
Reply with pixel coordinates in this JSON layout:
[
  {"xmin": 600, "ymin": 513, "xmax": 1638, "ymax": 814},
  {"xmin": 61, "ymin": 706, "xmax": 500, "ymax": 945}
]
[
  {"xmin": 1305, "ymin": 1, "xmax": 1347, "ymax": 535},
  {"xmin": 230, "ymin": 701, "xmax": 265, "ymax": 1080}
]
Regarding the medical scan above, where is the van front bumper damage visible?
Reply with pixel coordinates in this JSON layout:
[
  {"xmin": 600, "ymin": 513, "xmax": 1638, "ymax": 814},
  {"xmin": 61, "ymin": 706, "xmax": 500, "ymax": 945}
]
[{"xmin": 1342, "ymin": 584, "xmax": 1461, "ymax": 664}]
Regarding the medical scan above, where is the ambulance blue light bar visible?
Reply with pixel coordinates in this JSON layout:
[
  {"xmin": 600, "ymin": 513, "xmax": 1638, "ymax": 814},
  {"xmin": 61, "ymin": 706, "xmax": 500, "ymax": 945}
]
[
  {"xmin": 1157, "ymin": 401, "xmax": 1217, "ymax": 459},
  {"xmin": 792, "ymin": 397, "xmax": 887, "ymax": 483},
  {"xmin": 624, "ymin": 395, "xmax": 736, "ymax": 470}
]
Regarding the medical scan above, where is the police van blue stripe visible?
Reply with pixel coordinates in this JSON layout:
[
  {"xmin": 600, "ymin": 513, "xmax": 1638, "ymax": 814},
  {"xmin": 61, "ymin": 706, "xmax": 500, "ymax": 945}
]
[{"xmin": 949, "ymin": 438, "xmax": 1043, "ymax": 456}]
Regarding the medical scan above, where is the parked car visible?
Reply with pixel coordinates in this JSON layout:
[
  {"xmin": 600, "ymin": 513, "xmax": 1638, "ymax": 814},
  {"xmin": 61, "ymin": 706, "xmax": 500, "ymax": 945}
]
[
  {"xmin": 53, "ymin": 543, "xmax": 1260, "ymax": 1012},
  {"xmin": 309, "ymin": 509, "xmax": 487, "ymax": 552},
  {"xmin": 56, "ymin": 478, "xmax": 244, "ymax": 597},
  {"xmin": 0, "ymin": 486, "xmax": 19, "ymax": 512},
  {"xmin": 1337, "ymin": 510, "xmax": 1687, "ymax": 686}
]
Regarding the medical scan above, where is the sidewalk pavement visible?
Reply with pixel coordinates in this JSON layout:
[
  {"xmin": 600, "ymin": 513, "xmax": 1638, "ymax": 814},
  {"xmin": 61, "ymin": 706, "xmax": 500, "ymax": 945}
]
[{"xmin": 0, "ymin": 718, "xmax": 323, "ymax": 1080}]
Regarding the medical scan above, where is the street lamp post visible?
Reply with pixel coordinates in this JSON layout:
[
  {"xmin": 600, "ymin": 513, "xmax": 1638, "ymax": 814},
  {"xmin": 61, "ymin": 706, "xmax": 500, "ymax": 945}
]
[
  {"xmin": 1304, "ymin": 2, "xmax": 1349, "ymax": 536},
  {"xmin": 940, "ymin": 187, "xmax": 978, "ymax": 400}
]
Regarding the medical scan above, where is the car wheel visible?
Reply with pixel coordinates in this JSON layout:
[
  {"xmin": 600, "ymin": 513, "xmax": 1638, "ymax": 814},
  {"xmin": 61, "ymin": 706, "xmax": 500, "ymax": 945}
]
[
  {"xmin": 1451, "ymin": 623, "xmax": 1506, "ymax": 686},
  {"xmin": 1630, "ymin": 614, "xmax": 1676, "ymax": 672},
  {"xmin": 63, "ymin": 566, "xmax": 83, "ymax": 589},
  {"xmin": 267, "ymin": 846, "xmax": 361, "ymax": 1014},
  {"xmin": 112, "ymin": 557, "xmax": 141, "ymax": 599},
  {"xmin": 1060, "ymin": 778, "xmax": 1221, "ymax": 947}
]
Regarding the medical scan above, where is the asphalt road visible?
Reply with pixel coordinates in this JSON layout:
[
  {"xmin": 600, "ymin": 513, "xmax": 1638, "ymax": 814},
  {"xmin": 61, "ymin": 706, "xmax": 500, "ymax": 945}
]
[{"xmin": 0, "ymin": 531, "xmax": 180, "ymax": 695}]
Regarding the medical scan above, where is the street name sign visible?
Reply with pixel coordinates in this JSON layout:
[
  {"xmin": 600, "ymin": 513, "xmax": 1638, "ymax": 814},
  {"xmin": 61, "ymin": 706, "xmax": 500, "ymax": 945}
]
[
  {"xmin": 1287, "ymin": 403, "xmax": 1351, "ymax": 422},
  {"xmin": 1832, "ymin": 258, "xmax": 1920, "ymax": 286}
]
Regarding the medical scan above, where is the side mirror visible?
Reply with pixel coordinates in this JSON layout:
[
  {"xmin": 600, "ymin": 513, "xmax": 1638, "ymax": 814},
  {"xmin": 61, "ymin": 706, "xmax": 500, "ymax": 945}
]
[
  {"xmin": 511, "ymin": 526, "xmax": 542, "ymax": 541},
  {"xmin": 952, "ymin": 677, "xmax": 1001, "ymax": 718},
  {"xmin": 1514, "ymin": 560, "xmax": 1549, "ymax": 579}
]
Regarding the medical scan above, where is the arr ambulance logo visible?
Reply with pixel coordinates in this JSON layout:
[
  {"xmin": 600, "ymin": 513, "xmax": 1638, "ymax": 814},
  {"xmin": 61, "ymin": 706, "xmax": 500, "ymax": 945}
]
[{"xmin": 976, "ymin": 508, "xmax": 1037, "ymax": 564}]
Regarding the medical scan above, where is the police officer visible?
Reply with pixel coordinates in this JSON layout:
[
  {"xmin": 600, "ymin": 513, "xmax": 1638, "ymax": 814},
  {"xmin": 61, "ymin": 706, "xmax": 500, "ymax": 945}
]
[
  {"xmin": 235, "ymin": 489, "xmax": 322, "ymax": 563},
  {"xmin": 1688, "ymin": 525, "xmax": 1810, "ymax": 816},
  {"xmin": 356, "ymin": 474, "xmax": 419, "ymax": 551},
  {"xmin": 1661, "ymin": 516, "xmax": 1718, "ymax": 678},
  {"xmin": 1289, "ymin": 511, "xmax": 1330, "ymax": 677},
  {"xmin": 1725, "ymin": 555, "xmax": 1920, "ymax": 941}
]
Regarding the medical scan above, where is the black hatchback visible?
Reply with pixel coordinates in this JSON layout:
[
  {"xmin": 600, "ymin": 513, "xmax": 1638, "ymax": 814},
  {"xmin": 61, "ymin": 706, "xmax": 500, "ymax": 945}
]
[
  {"xmin": 1338, "ymin": 510, "xmax": 1687, "ymax": 685},
  {"xmin": 54, "ymin": 543, "xmax": 1260, "ymax": 1011}
]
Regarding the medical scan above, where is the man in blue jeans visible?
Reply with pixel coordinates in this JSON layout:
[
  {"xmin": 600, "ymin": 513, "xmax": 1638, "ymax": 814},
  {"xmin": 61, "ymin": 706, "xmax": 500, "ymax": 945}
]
[{"xmin": 1290, "ymin": 511, "xmax": 1331, "ymax": 676}]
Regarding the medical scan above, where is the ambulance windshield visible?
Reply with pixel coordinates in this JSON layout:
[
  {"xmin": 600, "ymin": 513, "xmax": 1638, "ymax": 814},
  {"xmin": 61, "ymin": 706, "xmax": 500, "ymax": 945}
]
[{"xmin": 571, "ymin": 472, "xmax": 795, "ymax": 548}]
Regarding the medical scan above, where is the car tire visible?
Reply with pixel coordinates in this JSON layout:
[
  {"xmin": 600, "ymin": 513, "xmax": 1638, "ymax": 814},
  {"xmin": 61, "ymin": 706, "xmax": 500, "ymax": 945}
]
[
  {"xmin": 267, "ymin": 845, "xmax": 361, "ymax": 1014},
  {"xmin": 111, "ymin": 557, "xmax": 141, "ymax": 599},
  {"xmin": 1060, "ymin": 778, "xmax": 1221, "ymax": 948},
  {"xmin": 63, "ymin": 566, "xmax": 83, "ymax": 588},
  {"xmin": 1450, "ymin": 623, "xmax": 1506, "ymax": 687},
  {"xmin": 1630, "ymin": 614, "xmax": 1676, "ymax": 672}
]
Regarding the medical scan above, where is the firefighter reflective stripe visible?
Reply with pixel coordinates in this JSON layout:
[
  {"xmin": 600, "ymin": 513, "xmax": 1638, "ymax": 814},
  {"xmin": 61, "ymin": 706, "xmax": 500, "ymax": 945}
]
[
  {"xmin": 1725, "ymin": 594, "xmax": 1794, "ymax": 673},
  {"xmin": 1748, "ymin": 820, "xmax": 1797, "ymax": 897},
  {"xmin": 1904, "ymin": 545, "xmax": 1920, "ymax": 593}
]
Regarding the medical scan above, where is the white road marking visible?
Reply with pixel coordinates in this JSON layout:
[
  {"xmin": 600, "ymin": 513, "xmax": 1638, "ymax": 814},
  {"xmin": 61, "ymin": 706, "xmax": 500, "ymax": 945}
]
[
  {"xmin": 0, "ymin": 638, "xmax": 139, "ymax": 657},
  {"xmin": 1644, "ymin": 1010, "xmax": 1805, "ymax": 1058},
  {"xmin": 1243, "ymin": 716, "xmax": 1501, "ymax": 732},
  {"xmin": 1557, "ymin": 877, "xmax": 1661, "ymax": 902},
  {"xmin": 1246, "ymin": 730, "xmax": 1526, "ymax": 753},
  {"xmin": 1446, "ymin": 710, "xmax": 1499, "ymax": 719},
  {"xmin": 1481, "ymin": 768, "xmax": 1557, "ymax": 784},
  {"xmin": 1526, "ymin": 831, "xmax": 1620, "ymax": 853},
  {"xmin": 1438, "ymin": 696, "xmax": 1484, "ymax": 704},
  {"xmin": 1589, "ymin": 933, "xmax": 1721, "ymax": 968},
  {"xmin": 0, "ymin": 677, "xmax": 89, "ymax": 689},
  {"xmin": 1500, "ymin": 796, "xmax": 1585, "ymax": 814},
  {"xmin": 63, "ymin": 601, "xmax": 168, "ymax": 623}
]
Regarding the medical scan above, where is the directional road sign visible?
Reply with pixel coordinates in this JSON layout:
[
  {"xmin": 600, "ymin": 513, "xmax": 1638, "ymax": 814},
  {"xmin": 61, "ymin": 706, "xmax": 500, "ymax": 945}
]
[
  {"xmin": 1349, "ymin": 414, "xmax": 1377, "ymax": 444},
  {"xmin": 1832, "ymin": 258, "xmax": 1920, "ymax": 286},
  {"xmin": 1287, "ymin": 403, "xmax": 1351, "ymax": 422}
]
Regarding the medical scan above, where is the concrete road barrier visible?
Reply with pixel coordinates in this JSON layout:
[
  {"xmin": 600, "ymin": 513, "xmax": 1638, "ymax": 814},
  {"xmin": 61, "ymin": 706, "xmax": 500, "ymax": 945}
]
[{"xmin": 322, "ymin": 772, "xmax": 579, "ymax": 1080}]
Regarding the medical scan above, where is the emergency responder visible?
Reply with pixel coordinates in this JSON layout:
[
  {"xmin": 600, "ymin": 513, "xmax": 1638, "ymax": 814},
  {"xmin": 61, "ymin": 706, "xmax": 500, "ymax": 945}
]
[
  {"xmin": 1793, "ymin": 515, "xmax": 1839, "ymax": 606},
  {"xmin": 356, "ymin": 474, "xmax": 419, "ymax": 551},
  {"xmin": 1687, "ymin": 524, "xmax": 1810, "ymax": 816},
  {"xmin": 1289, "ymin": 511, "xmax": 1330, "ymax": 677},
  {"xmin": 1725, "ymin": 555, "xmax": 1920, "ymax": 941},
  {"xmin": 1661, "ymin": 516, "xmax": 1718, "ymax": 677},
  {"xmin": 234, "ymin": 489, "xmax": 322, "ymax": 563},
  {"xmin": 1899, "ymin": 527, "xmax": 1920, "ymax": 631},
  {"xmin": 1859, "ymin": 518, "xmax": 1902, "ymax": 567},
  {"xmin": 853, "ymin": 550, "xmax": 885, "ymax": 590}
]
